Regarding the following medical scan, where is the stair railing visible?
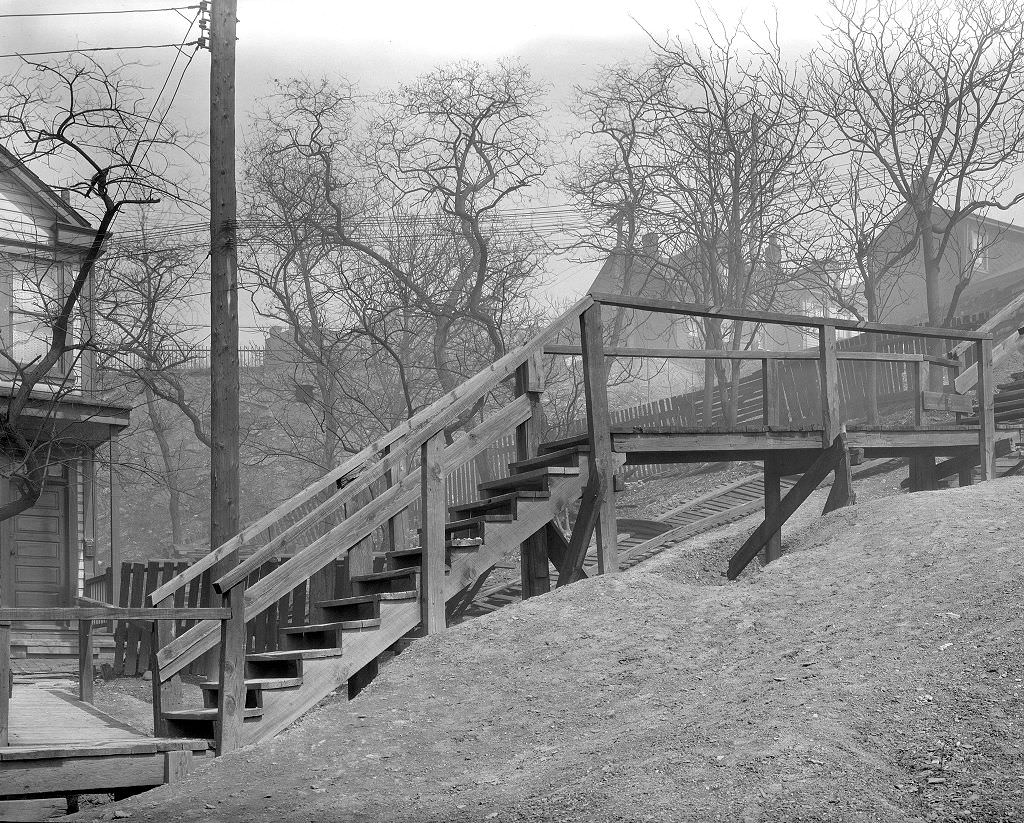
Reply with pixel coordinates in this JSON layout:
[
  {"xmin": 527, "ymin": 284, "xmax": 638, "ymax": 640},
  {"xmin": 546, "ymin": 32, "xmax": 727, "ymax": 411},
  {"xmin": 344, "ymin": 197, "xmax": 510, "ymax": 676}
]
[{"xmin": 146, "ymin": 296, "xmax": 594, "ymax": 749}]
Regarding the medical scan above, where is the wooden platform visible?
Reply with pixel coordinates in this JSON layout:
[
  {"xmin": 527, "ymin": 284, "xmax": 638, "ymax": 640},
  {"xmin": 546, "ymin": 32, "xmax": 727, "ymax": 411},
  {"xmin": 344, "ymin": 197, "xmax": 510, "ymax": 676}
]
[
  {"xmin": 609, "ymin": 424, "xmax": 1004, "ymax": 464},
  {"xmin": 0, "ymin": 685, "xmax": 207, "ymax": 801}
]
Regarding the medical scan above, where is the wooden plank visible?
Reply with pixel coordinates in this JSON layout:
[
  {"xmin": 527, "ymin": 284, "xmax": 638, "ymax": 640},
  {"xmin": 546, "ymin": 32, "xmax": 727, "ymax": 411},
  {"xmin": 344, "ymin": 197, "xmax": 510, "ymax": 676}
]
[
  {"xmin": 136, "ymin": 562, "xmax": 161, "ymax": 675},
  {"xmin": 215, "ymin": 584, "xmax": 246, "ymax": 756},
  {"xmin": 819, "ymin": 325, "xmax": 840, "ymax": 446},
  {"xmin": 420, "ymin": 432, "xmax": 446, "ymax": 635},
  {"xmin": 547, "ymin": 343, "xmax": 936, "ymax": 364},
  {"xmin": 978, "ymin": 338, "xmax": 996, "ymax": 481},
  {"xmin": 0, "ymin": 608, "xmax": 232, "ymax": 622},
  {"xmin": 590, "ymin": 291, "xmax": 992, "ymax": 341},
  {"xmin": 922, "ymin": 390, "xmax": 974, "ymax": 414},
  {"xmin": 516, "ymin": 357, "xmax": 548, "ymax": 600},
  {"xmin": 150, "ymin": 296, "xmax": 593, "ymax": 606},
  {"xmin": 123, "ymin": 564, "xmax": 145, "ymax": 676},
  {"xmin": 579, "ymin": 304, "xmax": 618, "ymax": 575},
  {"xmin": 544, "ymin": 522, "xmax": 587, "ymax": 582},
  {"xmin": 0, "ymin": 752, "xmax": 173, "ymax": 797},
  {"xmin": 727, "ymin": 433, "xmax": 847, "ymax": 580},
  {"xmin": 949, "ymin": 288, "xmax": 1024, "ymax": 359},
  {"xmin": 822, "ymin": 438, "xmax": 856, "ymax": 514},
  {"xmin": 164, "ymin": 749, "xmax": 192, "ymax": 784},
  {"xmin": 954, "ymin": 330, "xmax": 1023, "ymax": 393}
]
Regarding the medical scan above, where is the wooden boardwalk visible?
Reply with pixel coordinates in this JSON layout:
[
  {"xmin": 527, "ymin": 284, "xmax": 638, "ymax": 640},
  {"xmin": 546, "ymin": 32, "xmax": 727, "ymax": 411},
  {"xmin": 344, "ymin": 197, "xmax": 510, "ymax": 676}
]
[{"xmin": 1, "ymin": 685, "xmax": 207, "ymax": 801}]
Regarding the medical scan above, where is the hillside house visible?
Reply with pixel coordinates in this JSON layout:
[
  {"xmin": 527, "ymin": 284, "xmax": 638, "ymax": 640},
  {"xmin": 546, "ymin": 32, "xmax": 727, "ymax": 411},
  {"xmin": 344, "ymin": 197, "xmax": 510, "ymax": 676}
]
[{"xmin": 0, "ymin": 144, "xmax": 130, "ymax": 658}]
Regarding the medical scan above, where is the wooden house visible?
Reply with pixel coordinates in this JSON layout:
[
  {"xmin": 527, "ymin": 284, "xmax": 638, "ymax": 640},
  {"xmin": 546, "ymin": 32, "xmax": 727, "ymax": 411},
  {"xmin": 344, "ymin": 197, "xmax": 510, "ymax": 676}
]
[{"xmin": 0, "ymin": 144, "xmax": 130, "ymax": 660}]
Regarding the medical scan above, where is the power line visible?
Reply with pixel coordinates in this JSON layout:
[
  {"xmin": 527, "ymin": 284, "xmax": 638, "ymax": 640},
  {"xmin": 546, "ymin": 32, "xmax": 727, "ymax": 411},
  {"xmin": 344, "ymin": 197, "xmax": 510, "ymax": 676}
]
[
  {"xmin": 0, "ymin": 5, "xmax": 197, "ymax": 18},
  {"xmin": 0, "ymin": 42, "xmax": 199, "ymax": 59}
]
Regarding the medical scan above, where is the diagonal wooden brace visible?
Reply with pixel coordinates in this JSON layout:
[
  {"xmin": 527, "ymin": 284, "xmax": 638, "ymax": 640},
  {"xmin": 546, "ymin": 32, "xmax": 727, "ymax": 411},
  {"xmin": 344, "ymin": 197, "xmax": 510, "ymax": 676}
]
[
  {"xmin": 727, "ymin": 432, "xmax": 849, "ymax": 580},
  {"xmin": 556, "ymin": 472, "xmax": 606, "ymax": 587}
]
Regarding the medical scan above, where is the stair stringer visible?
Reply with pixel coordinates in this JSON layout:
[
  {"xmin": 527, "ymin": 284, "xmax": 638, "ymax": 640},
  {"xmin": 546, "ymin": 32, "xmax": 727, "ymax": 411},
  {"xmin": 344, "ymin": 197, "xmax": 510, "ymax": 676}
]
[
  {"xmin": 443, "ymin": 465, "xmax": 588, "ymax": 599},
  {"xmin": 239, "ymin": 466, "xmax": 588, "ymax": 747}
]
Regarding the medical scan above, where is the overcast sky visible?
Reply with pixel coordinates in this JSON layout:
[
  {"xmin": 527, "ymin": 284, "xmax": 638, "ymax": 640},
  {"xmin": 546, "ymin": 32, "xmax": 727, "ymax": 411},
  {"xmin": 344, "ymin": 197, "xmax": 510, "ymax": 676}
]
[{"xmin": 0, "ymin": 1, "xmax": 831, "ymax": 336}]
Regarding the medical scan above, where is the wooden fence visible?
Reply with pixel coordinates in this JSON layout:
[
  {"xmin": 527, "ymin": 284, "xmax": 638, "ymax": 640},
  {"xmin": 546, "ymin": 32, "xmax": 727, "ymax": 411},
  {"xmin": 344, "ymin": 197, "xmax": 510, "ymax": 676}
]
[{"xmin": 92, "ymin": 558, "xmax": 351, "ymax": 677}]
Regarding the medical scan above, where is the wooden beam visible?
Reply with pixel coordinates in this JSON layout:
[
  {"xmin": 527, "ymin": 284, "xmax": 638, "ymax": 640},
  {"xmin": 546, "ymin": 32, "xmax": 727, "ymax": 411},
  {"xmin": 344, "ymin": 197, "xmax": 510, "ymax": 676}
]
[
  {"xmin": 150, "ymin": 597, "xmax": 181, "ymax": 737},
  {"xmin": 556, "ymin": 473, "xmax": 605, "ymax": 587},
  {"xmin": 819, "ymin": 325, "xmax": 840, "ymax": 446},
  {"xmin": 977, "ymin": 338, "xmax": 996, "ymax": 481},
  {"xmin": 579, "ymin": 305, "xmax": 618, "ymax": 575},
  {"xmin": 728, "ymin": 433, "xmax": 847, "ymax": 580},
  {"xmin": 544, "ymin": 522, "xmax": 588, "ymax": 582},
  {"xmin": 953, "ymin": 330, "xmax": 1023, "ymax": 393},
  {"xmin": 215, "ymin": 584, "xmax": 246, "ymax": 756},
  {"xmin": 590, "ymin": 291, "xmax": 992, "ymax": 341},
  {"xmin": 420, "ymin": 432, "xmax": 446, "ymax": 635},
  {"xmin": 948, "ymin": 288, "xmax": 1024, "ymax": 359},
  {"xmin": 822, "ymin": 440, "xmax": 856, "ymax": 514}
]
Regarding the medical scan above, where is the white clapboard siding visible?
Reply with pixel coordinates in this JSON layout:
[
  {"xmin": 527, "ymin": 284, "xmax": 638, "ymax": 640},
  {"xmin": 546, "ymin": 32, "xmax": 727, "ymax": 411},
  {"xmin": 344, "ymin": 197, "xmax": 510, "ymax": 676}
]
[{"xmin": 0, "ymin": 168, "xmax": 56, "ymax": 245}]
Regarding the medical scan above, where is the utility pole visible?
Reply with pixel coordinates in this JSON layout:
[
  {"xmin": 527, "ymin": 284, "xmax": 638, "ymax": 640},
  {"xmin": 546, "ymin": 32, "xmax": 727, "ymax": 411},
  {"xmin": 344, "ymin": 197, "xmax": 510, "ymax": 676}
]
[{"xmin": 208, "ymin": 0, "xmax": 239, "ymax": 672}]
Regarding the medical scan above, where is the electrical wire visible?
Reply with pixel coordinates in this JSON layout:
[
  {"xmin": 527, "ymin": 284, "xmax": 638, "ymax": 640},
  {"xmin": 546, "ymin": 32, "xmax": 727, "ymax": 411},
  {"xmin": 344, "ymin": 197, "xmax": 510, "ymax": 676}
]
[
  {"xmin": 0, "ymin": 5, "xmax": 197, "ymax": 18},
  {"xmin": 0, "ymin": 42, "xmax": 199, "ymax": 59}
]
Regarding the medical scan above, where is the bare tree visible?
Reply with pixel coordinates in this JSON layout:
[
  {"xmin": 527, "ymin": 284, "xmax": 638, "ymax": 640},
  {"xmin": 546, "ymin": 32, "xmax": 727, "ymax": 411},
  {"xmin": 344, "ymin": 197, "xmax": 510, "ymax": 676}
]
[
  {"xmin": 809, "ymin": 0, "xmax": 1024, "ymax": 379},
  {"xmin": 0, "ymin": 56, "xmax": 189, "ymax": 522}
]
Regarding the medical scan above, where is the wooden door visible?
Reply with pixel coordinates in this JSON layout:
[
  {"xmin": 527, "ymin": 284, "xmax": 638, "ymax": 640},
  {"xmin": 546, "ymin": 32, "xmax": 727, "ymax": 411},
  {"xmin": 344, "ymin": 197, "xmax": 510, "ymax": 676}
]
[{"xmin": 10, "ymin": 485, "xmax": 68, "ymax": 609}]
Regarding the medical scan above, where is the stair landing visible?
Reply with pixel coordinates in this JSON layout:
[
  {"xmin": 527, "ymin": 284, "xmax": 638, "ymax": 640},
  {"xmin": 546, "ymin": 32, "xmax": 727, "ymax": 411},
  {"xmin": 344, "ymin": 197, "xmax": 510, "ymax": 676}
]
[{"xmin": 1, "ymin": 685, "xmax": 207, "ymax": 800}]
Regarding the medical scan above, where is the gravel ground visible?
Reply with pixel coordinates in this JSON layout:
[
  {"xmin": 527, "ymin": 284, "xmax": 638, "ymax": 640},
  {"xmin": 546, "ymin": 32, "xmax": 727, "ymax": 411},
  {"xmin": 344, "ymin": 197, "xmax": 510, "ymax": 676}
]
[{"xmin": 69, "ymin": 473, "xmax": 1024, "ymax": 823}]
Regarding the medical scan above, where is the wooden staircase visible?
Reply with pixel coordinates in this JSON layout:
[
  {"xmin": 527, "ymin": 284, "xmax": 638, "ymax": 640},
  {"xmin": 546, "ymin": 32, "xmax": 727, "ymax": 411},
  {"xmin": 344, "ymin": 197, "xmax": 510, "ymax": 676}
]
[
  {"xmin": 137, "ymin": 296, "xmax": 600, "ymax": 745},
  {"xmin": 156, "ymin": 462, "xmax": 588, "ymax": 746}
]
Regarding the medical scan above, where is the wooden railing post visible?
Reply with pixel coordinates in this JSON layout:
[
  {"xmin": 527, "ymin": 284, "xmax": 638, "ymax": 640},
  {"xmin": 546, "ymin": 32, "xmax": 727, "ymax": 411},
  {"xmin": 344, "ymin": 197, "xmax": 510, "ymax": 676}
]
[
  {"xmin": 1, "ymin": 621, "xmax": 10, "ymax": 746},
  {"xmin": 151, "ymin": 597, "xmax": 182, "ymax": 737},
  {"xmin": 818, "ymin": 325, "xmax": 840, "ymax": 445},
  {"xmin": 580, "ymin": 302, "xmax": 619, "ymax": 575},
  {"xmin": 420, "ymin": 431, "xmax": 446, "ymax": 634},
  {"xmin": 384, "ymin": 444, "xmax": 408, "ymax": 553},
  {"xmin": 78, "ymin": 619, "xmax": 94, "ymax": 705},
  {"xmin": 216, "ymin": 582, "xmax": 247, "ymax": 755},
  {"xmin": 516, "ymin": 352, "xmax": 549, "ymax": 599},
  {"xmin": 977, "ymin": 338, "xmax": 995, "ymax": 481}
]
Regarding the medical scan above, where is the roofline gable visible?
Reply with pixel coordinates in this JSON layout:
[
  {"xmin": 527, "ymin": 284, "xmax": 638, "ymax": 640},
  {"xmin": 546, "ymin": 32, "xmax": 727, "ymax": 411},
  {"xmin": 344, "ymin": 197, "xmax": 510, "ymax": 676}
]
[{"xmin": 0, "ymin": 142, "xmax": 93, "ymax": 230}]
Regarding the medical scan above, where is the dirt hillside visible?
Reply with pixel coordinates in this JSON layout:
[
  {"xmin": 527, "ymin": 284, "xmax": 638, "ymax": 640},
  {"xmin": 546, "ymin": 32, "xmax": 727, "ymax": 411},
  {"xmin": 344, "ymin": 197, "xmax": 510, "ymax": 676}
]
[{"xmin": 76, "ymin": 478, "xmax": 1024, "ymax": 823}]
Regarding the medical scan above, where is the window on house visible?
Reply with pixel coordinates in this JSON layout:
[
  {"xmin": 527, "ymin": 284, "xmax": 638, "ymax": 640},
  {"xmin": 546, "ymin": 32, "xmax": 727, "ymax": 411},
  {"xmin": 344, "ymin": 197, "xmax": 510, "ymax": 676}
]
[
  {"xmin": 3, "ymin": 257, "xmax": 77, "ymax": 382},
  {"xmin": 968, "ymin": 226, "xmax": 988, "ymax": 274}
]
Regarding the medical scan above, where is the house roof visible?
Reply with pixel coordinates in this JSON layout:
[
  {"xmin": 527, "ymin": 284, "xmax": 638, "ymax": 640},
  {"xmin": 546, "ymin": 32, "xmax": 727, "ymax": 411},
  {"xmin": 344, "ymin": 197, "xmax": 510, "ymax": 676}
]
[{"xmin": 0, "ymin": 142, "xmax": 92, "ymax": 229}]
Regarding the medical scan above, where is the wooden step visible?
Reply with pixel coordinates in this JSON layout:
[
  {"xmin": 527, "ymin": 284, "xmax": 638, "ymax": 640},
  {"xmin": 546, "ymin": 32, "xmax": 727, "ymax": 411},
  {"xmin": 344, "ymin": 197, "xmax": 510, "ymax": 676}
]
[
  {"xmin": 163, "ymin": 707, "xmax": 264, "ymax": 722},
  {"xmin": 199, "ymin": 676, "xmax": 303, "ymax": 693},
  {"xmin": 538, "ymin": 433, "xmax": 588, "ymax": 454},
  {"xmin": 450, "ymin": 492, "xmax": 548, "ymax": 518},
  {"xmin": 444, "ymin": 515, "xmax": 512, "ymax": 538},
  {"xmin": 278, "ymin": 621, "xmax": 346, "ymax": 651},
  {"xmin": 477, "ymin": 466, "xmax": 580, "ymax": 495},
  {"xmin": 387, "ymin": 544, "xmax": 478, "ymax": 570},
  {"xmin": 508, "ymin": 445, "xmax": 589, "ymax": 473},
  {"xmin": 351, "ymin": 568, "xmax": 420, "ymax": 595},
  {"xmin": 246, "ymin": 648, "xmax": 345, "ymax": 662},
  {"xmin": 314, "ymin": 594, "xmax": 380, "ymax": 621},
  {"xmin": 162, "ymin": 706, "xmax": 263, "ymax": 739}
]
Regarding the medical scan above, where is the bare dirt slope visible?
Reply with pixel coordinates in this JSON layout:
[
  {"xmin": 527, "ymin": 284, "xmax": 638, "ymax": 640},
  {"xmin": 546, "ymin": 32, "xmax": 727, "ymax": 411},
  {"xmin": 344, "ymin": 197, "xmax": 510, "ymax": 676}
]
[{"xmin": 76, "ymin": 479, "xmax": 1024, "ymax": 823}]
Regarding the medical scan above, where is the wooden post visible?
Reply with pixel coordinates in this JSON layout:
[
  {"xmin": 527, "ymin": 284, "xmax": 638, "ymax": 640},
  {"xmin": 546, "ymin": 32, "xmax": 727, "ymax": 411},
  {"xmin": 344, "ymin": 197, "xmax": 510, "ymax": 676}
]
[
  {"xmin": 109, "ymin": 436, "xmax": 121, "ymax": 584},
  {"xmin": 579, "ymin": 303, "xmax": 618, "ymax": 575},
  {"xmin": 216, "ymin": 583, "xmax": 247, "ymax": 755},
  {"xmin": 909, "ymin": 360, "xmax": 937, "ymax": 491},
  {"xmin": 761, "ymin": 456, "xmax": 782, "ymax": 564},
  {"xmin": 78, "ymin": 619, "xmax": 94, "ymax": 704},
  {"xmin": 762, "ymin": 358, "xmax": 781, "ymax": 428},
  {"xmin": 1, "ymin": 621, "xmax": 10, "ymax": 746},
  {"xmin": 420, "ymin": 432, "xmax": 446, "ymax": 634},
  {"xmin": 516, "ymin": 353, "xmax": 549, "ymax": 599},
  {"xmin": 384, "ymin": 445, "xmax": 408, "ymax": 552},
  {"xmin": 977, "ymin": 338, "xmax": 995, "ymax": 480},
  {"xmin": 818, "ymin": 325, "xmax": 840, "ymax": 445},
  {"xmin": 151, "ymin": 598, "xmax": 182, "ymax": 737}
]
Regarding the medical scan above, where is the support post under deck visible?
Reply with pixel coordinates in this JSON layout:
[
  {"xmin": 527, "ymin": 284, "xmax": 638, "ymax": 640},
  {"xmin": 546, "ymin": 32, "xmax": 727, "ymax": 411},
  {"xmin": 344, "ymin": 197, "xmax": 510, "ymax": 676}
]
[
  {"xmin": 580, "ymin": 303, "xmax": 618, "ymax": 575},
  {"xmin": 762, "ymin": 456, "xmax": 782, "ymax": 564},
  {"xmin": 977, "ymin": 338, "xmax": 995, "ymax": 481},
  {"xmin": 516, "ymin": 353, "xmax": 549, "ymax": 598}
]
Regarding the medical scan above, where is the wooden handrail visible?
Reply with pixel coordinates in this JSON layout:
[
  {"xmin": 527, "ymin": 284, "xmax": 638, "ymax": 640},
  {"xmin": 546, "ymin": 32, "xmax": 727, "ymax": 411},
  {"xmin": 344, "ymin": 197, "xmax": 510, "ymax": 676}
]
[
  {"xmin": 149, "ymin": 295, "xmax": 593, "ymax": 606},
  {"xmin": 591, "ymin": 292, "xmax": 992, "ymax": 341},
  {"xmin": 0, "ymin": 606, "xmax": 232, "ymax": 621},
  {"xmin": 949, "ymin": 289, "xmax": 1024, "ymax": 359},
  {"xmin": 214, "ymin": 394, "xmax": 533, "ymax": 595},
  {"xmin": 156, "ymin": 393, "xmax": 538, "ymax": 680},
  {"xmin": 954, "ymin": 327, "xmax": 1024, "ymax": 394},
  {"xmin": 545, "ymin": 343, "xmax": 957, "ymax": 366}
]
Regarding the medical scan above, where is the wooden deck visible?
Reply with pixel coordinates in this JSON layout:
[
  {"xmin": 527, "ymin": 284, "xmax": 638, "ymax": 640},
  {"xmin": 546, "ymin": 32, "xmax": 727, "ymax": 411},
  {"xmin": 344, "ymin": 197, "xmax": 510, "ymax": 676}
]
[{"xmin": 1, "ymin": 684, "xmax": 207, "ymax": 801}]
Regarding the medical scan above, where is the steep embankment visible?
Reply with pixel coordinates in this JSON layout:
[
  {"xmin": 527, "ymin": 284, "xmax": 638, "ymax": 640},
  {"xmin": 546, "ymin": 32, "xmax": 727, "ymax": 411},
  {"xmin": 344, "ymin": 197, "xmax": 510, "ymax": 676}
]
[{"xmin": 79, "ymin": 480, "xmax": 1024, "ymax": 823}]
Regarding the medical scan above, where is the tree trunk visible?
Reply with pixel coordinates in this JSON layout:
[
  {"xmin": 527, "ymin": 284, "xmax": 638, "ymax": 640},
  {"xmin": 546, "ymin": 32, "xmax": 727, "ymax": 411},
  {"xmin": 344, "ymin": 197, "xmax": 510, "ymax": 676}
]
[{"xmin": 145, "ymin": 386, "xmax": 184, "ymax": 547}]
